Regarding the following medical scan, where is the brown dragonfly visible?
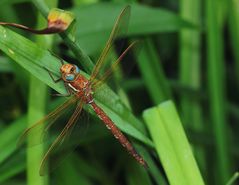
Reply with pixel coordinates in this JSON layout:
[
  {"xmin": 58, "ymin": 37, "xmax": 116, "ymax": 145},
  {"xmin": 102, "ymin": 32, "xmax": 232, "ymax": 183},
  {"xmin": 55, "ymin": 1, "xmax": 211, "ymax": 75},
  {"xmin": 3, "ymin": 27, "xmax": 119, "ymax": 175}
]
[{"xmin": 19, "ymin": 5, "xmax": 148, "ymax": 175}]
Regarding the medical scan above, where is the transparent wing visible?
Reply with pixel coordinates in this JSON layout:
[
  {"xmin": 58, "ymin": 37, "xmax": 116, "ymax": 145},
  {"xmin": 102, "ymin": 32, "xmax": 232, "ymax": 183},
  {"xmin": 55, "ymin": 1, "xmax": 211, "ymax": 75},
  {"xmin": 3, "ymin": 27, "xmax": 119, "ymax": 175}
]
[
  {"xmin": 89, "ymin": 5, "xmax": 131, "ymax": 82},
  {"xmin": 39, "ymin": 100, "xmax": 84, "ymax": 176},
  {"xmin": 91, "ymin": 41, "xmax": 138, "ymax": 89},
  {"xmin": 17, "ymin": 96, "xmax": 79, "ymax": 147}
]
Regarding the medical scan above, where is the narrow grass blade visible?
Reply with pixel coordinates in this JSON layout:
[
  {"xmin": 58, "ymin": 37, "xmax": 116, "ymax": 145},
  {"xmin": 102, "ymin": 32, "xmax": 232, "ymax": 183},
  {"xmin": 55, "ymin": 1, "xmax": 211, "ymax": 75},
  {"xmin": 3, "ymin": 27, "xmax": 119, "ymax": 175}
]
[
  {"xmin": 136, "ymin": 38, "xmax": 172, "ymax": 104},
  {"xmin": 0, "ymin": 1, "xmax": 30, "ymax": 98},
  {"xmin": 179, "ymin": 0, "xmax": 201, "ymax": 126},
  {"xmin": 126, "ymin": 161, "xmax": 152, "ymax": 185},
  {"xmin": 226, "ymin": 172, "xmax": 239, "ymax": 185},
  {"xmin": 206, "ymin": 0, "xmax": 231, "ymax": 183},
  {"xmin": 143, "ymin": 100, "xmax": 205, "ymax": 185},
  {"xmin": 228, "ymin": 0, "xmax": 239, "ymax": 87},
  {"xmin": 134, "ymin": 144, "xmax": 167, "ymax": 185},
  {"xmin": 0, "ymin": 116, "xmax": 26, "ymax": 164},
  {"xmin": 179, "ymin": 0, "xmax": 206, "ymax": 175},
  {"xmin": 27, "ymin": 76, "xmax": 48, "ymax": 183},
  {"xmin": 0, "ymin": 150, "xmax": 25, "ymax": 184},
  {"xmin": 26, "ymin": 2, "xmax": 56, "ymax": 183},
  {"xmin": 55, "ymin": 155, "xmax": 91, "ymax": 185}
]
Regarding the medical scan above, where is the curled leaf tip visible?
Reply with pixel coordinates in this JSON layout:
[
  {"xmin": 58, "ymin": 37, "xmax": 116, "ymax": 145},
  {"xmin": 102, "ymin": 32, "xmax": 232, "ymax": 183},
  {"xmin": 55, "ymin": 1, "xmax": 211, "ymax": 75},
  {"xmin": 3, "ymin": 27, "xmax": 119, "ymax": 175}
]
[
  {"xmin": 0, "ymin": 8, "xmax": 75, "ymax": 34},
  {"xmin": 47, "ymin": 8, "xmax": 75, "ymax": 32}
]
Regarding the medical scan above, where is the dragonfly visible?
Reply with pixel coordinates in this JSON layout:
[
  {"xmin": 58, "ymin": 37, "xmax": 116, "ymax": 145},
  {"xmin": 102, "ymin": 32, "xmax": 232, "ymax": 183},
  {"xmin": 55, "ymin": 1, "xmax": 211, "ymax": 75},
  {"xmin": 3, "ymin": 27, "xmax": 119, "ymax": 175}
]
[{"xmin": 19, "ymin": 5, "xmax": 148, "ymax": 175}]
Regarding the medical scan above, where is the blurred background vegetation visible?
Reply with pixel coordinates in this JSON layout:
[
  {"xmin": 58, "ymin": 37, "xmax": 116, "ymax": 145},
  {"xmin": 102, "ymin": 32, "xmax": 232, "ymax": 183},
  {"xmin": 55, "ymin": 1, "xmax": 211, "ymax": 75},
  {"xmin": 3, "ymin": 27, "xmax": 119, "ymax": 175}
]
[{"xmin": 0, "ymin": 0, "xmax": 239, "ymax": 185}]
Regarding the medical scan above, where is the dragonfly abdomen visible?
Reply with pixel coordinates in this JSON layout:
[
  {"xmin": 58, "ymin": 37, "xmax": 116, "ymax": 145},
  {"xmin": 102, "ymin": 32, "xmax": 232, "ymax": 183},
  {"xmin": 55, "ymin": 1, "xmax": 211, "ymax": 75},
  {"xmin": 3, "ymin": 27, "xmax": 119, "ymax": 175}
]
[{"xmin": 90, "ymin": 101, "xmax": 148, "ymax": 168}]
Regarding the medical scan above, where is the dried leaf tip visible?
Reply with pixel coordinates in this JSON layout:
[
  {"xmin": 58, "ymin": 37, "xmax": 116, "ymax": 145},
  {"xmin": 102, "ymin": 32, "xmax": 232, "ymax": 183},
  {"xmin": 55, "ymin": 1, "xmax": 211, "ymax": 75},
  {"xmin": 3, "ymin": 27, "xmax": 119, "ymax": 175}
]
[
  {"xmin": 0, "ymin": 8, "xmax": 75, "ymax": 34},
  {"xmin": 47, "ymin": 8, "xmax": 75, "ymax": 32}
]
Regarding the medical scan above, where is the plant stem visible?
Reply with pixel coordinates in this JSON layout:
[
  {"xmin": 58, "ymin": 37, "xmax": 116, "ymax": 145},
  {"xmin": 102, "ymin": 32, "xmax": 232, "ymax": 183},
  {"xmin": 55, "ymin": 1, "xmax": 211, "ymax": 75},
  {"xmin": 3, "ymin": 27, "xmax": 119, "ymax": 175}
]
[{"xmin": 27, "ymin": 77, "xmax": 48, "ymax": 185}]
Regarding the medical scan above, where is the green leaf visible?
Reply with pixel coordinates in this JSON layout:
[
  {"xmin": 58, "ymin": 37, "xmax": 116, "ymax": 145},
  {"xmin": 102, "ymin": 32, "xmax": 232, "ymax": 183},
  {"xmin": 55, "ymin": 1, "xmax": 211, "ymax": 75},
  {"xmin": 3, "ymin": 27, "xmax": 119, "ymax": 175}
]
[
  {"xmin": 0, "ymin": 116, "xmax": 26, "ymax": 164},
  {"xmin": 71, "ymin": 2, "xmax": 196, "ymax": 54},
  {"xmin": 143, "ymin": 100, "xmax": 205, "ymax": 185},
  {"xmin": 0, "ymin": 150, "xmax": 25, "ymax": 183}
]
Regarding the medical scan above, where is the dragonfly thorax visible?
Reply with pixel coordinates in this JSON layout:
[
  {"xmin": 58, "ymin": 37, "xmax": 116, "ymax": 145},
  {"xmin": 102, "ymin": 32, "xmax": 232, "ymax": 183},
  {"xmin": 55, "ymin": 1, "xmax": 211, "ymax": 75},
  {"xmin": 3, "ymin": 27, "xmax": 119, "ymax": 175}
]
[{"xmin": 68, "ymin": 74, "xmax": 94, "ymax": 104}]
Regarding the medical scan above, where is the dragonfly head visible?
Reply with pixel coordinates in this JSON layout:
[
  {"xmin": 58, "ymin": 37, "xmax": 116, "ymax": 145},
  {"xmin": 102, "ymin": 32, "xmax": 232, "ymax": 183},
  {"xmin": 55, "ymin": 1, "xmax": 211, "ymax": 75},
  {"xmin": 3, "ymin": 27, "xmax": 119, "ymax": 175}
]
[{"xmin": 60, "ymin": 64, "xmax": 80, "ymax": 82}]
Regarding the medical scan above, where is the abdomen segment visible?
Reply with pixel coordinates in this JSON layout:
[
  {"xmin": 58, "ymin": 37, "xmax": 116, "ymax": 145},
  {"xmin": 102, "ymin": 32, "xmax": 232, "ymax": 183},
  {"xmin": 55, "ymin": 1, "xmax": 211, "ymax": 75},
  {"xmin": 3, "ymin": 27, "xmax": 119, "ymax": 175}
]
[{"xmin": 90, "ymin": 101, "xmax": 148, "ymax": 168}]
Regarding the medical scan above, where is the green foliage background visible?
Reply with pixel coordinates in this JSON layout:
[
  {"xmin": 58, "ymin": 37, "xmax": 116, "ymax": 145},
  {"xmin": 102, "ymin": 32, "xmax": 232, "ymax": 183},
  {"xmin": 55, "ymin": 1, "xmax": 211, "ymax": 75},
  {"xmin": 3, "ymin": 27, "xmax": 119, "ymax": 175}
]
[{"xmin": 0, "ymin": 0, "xmax": 238, "ymax": 185}]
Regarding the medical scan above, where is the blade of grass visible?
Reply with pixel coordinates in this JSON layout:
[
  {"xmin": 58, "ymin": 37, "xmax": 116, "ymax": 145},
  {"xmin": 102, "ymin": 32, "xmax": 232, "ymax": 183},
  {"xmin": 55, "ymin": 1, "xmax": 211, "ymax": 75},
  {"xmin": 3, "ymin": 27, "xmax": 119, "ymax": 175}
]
[
  {"xmin": 0, "ymin": 116, "xmax": 26, "ymax": 164},
  {"xmin": 228, "ymin": 0, "xmax": 239, "ymax": 87},
  {"xmin": 134, "ymin": 144, "xmax": 168, "ymax": 185},
  {"xmin": 136, "ymin": 38, "xmax": 172, "ymax": 104},
  {"xmin": 71, "ymin": 153, "xmax": 103, "ymax": 181},
  {"xmin": 0, "ymin": 150, "xmax": 25, "ymax": 184},
  {"xmin": 179, "ymin": 0, "xmax": 201, "ymax": 127},
  {"xmin": 143, "ymin": 100, "xmax": 205, "ymax": 185},
  {"xmin": 226, "ymin": 172, "xmax": 239, "ymax": 185},
  {"xmin": 179, "ymin": 0, "xmax": 206, "ymax": 176},
  {"xmin": 26, "ymin": 1, "xmax": 57, "ymax": 183},
  {"xmin": 27, "ymin": 76, "xmax": 48, "ymax": 183},
  {"xmin": 0, "ymin": 99, "xmax": 65, "ymax": 169},
  {"xmin": 0, "ymin": 2, "xmax": 30, "ymax": 98},
  {"xmin": 126, "ymin": 161, "xmax": 152, "ymax": 185},
  {"xmin": 206, "ymin": 0, "xmax": 231, "ymax": 183},
  {"xmin": 55, "ymin": 154, "xmax": 91, "ymax": 185}
]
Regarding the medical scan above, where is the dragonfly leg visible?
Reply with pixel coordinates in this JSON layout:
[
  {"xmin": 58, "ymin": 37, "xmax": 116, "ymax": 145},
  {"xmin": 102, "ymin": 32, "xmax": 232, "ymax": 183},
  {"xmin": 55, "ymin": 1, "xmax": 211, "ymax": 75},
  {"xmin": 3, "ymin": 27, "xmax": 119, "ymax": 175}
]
[
  {"xmin": 48, "ymin": 49, "xmax": 64, "ymax": 65},
  {"xmin": 52, "ymin": 83, "xmax": 72, "ymax": 97},
  {"xmin": 44, "ymin": 67, "xmax": 62, "ymax": 83}
]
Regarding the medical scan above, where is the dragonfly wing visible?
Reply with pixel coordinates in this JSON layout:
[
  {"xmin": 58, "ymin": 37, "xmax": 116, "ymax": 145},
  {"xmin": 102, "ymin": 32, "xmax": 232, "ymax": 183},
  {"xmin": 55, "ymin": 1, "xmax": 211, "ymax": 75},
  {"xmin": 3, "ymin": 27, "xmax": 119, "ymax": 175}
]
[
  {"xmin": 17, "ymin": 96, "xmax": 78, "ymax": 147},
  {"xmin": 89, "ymin": 5, "xmax": 131, "ymax": 82},
  {"xmin": 92, "ymin": 41, "xmax": 139, "ymax": 89},
  {"xmin": 39, "ymin": 100, "xmax": 84, "ymax": 176}
]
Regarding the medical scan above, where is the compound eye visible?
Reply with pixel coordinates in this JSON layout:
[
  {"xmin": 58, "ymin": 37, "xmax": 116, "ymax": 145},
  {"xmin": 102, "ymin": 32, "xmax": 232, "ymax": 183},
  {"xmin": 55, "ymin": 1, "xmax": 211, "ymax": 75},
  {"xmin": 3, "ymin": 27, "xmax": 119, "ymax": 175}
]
[
  {"xmin": 74, "ymin": 65, "xmax": 80, "ymax": 73},
  {"xmin": 65, "ymin": 74, "xmax": 75, "ymax": 81}
]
